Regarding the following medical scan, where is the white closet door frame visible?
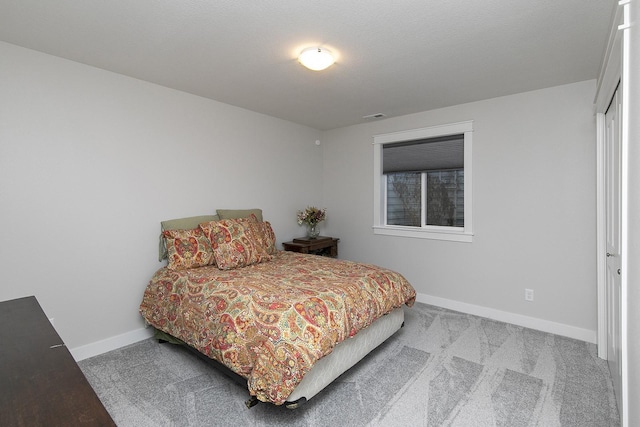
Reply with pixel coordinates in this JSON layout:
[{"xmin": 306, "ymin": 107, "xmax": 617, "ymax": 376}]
[{"xmin": 594, "ymin": 2, "xmax": 629, "ymax": 425}]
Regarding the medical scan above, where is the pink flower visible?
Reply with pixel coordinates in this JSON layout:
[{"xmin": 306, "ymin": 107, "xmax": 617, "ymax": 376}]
[{"xmin": 296, "ymin": 206, "xmax": 326, "ymax": 226}]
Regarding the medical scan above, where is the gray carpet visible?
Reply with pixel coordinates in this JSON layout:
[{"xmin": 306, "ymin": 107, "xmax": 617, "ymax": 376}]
[{"xmin": 79, "ymin": 303, "xmax": 620, "ymax": 426}]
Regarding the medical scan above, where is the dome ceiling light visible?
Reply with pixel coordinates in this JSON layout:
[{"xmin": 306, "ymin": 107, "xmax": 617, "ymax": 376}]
[{"xmin": 298, "ymin": 47, "xmax": 335, "ymax": 71}]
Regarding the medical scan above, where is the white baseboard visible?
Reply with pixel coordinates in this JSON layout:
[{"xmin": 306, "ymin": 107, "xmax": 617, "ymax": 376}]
[
  {"xmin": 416, "ymin": 293, "xmax": 597, "ymax": 344},
  {"xmin": 69, "ymin": 293, "xmax": 596, "ymax": 362},
  {"xmin": 70, "ymin": 327, "xmax": 154, "ymax": 361}
]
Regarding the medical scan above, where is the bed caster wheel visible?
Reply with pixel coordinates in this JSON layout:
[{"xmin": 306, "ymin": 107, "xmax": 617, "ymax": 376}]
[
  {"xmin": 245, "ymin": 396, "xmax": 260, "ymax": 409},
  {"xmin": 285, "ymin": 397, "xmax": 307, "ymax": 409}
]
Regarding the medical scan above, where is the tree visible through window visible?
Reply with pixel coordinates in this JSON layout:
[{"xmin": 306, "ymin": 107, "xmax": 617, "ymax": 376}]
[
  {"xmin": 387, "ymin": 172, "xmax": 421, "ymax": 226},
  {"xmin": 427, "ymin": 170, "xmax": 464, "ymax": 226},
  {"xmin": 387, "ymin": 170, "xmax": 463, "ymax": 227}
]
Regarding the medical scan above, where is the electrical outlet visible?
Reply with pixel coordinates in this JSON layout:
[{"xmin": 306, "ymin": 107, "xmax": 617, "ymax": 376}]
[{"xmin": 525, "ymin": 289, "xmax": 534, "ymax": 302}]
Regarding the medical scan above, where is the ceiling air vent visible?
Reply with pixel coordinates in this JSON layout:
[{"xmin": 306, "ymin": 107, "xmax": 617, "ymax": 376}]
[{"xmin": 362, "ymin": 113, "xmax": 386, "ymax": 120}]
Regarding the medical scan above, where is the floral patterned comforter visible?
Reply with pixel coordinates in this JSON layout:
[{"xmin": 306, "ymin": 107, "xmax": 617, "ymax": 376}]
[{"xmin": 139, "ymin": 251, "xmax": 416, "ymax": 405}]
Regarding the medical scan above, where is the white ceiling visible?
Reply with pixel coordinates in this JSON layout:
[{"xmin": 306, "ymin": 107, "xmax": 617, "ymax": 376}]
[{"xmin": 0, "ymin": 0, "xmax": 615, "ymax": 130}]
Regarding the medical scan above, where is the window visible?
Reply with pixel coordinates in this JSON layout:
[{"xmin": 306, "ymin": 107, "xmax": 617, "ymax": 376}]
[{"xmin": 373, "ymin": 121, "xmax": 473, "ymax": 242}]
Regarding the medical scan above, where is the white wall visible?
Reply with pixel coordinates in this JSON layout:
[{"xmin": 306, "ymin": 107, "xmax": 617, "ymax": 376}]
[
  {"xmin": 0, "ymin": 42, "xmax": 323, "ymax": 354},
  {"xmin": 322, "ymin": 80, "xmax": 597, "ymax": 340}
]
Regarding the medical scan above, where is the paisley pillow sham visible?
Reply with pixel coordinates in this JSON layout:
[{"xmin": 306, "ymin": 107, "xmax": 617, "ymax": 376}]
[
  {"xmin": 199, "ymin": 216, "xmax": 271, "ymax": 270},
  {"xmin": 163, "ymin": 228, "xmax": 216, "ymax": 270},
  {"xmin": 260, "ymin": 221, "xmax": 277, "ymax": 255}
]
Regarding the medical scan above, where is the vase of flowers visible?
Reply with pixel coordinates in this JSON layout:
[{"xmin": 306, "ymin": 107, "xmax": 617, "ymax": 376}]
[{"xmin": 297, "ymin": 206, "xmax": 326, "ymax": 239}]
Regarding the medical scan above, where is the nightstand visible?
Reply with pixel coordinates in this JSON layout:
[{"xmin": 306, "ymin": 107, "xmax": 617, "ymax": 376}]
[{"xmin": 282, "ymin": 236, "xmax": 339, "ymax": 258}]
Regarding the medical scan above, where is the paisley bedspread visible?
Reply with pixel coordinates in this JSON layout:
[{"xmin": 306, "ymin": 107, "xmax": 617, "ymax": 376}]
[{"xmin": 139, "ymin": 251, "xmax": 416, "ymax": 405}]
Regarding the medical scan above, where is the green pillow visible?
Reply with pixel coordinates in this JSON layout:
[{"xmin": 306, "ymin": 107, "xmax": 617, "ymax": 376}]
[
  {"xmin": 216, "ymin": 209, "xmax": 263, "ymax": 222},
  {"xmin": 158, "ymin": 214, "xmax": 219, "ymax": 261}
]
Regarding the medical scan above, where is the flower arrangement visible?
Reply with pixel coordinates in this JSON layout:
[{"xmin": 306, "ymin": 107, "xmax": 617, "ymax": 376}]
[{"xmin": 297, "ymin": 206, "xmax": 326, "ymax": 226}]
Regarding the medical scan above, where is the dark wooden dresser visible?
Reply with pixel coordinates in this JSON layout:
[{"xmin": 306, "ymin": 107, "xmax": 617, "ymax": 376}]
[{"xmin": 0, "ymin": 296, "xmax": 115, "ymax": 426}]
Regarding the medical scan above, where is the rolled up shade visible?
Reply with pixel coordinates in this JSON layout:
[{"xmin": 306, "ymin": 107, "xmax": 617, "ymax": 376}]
[{"xmin": 383, "ymin": 134, "xmax": 464, "ymax": 174}]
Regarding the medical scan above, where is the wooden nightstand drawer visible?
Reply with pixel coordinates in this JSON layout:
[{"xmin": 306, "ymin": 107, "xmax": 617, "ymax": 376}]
[{"xmin": 282, "ymin": 236, "xmax": 339, "ymax": 257}]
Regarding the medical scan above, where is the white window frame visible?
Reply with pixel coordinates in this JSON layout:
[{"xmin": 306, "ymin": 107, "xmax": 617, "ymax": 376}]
[{"xmin": 373, "ymin": 121, "xmax": 473, "ymax": 242}]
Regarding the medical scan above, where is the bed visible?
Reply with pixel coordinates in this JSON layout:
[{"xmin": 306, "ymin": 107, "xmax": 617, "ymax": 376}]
[{"xmin": 139, "ymin": 210, "xmax": 416, "ymax": 408}]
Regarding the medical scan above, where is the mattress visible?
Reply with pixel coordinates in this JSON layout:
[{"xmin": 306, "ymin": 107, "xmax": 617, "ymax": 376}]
[{"xmin": 285, "ymin": 306, "xmax": 404, "ymax": 406}]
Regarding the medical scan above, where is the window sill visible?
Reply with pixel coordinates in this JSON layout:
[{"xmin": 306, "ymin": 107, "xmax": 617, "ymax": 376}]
[{"xmin": 372, "ymin": 225, "xmax": 473, "ymax": 243}]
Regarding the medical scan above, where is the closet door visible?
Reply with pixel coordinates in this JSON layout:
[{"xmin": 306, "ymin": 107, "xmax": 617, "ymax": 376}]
[{"xmin": 604, "ymin": 87, "xmax": 622, "ymax": 408}]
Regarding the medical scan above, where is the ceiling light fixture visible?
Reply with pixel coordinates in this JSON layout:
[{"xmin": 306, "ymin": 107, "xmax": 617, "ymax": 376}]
[{"xmin": 298, "ymin": 47, "xmax": 335, "ymax": 71}]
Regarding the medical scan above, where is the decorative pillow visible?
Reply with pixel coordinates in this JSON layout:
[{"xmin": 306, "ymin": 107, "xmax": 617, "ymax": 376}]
[
  {"xmin": 158, "ymin": 214, "xmax": 219, "ymax": 261},
  {"xmin": 216, "ymin": 209, "xmax": 263, "ymax": 222},
  {"xmin": 260, "ymin": 221, "xmax": 277, "ymax": 255},
  {"xmin": 244, "ymin": 213, "xmax": 270, "ymax": 251},
  {"xmin": 163, "ymin": 228, "xmax": 216, "ymax": 270},
  {"xmin": 199, "ymin": 217, "xmax": 271, "ymax": 270}
]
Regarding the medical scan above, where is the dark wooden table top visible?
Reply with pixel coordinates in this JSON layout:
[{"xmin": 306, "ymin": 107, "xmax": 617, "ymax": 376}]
[{"xmin": 0, "ymin": 296, "xmax": 115, "ymax": 426}]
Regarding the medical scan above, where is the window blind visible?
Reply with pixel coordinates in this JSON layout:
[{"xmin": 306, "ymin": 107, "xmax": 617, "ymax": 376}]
[{"xmin": 382, "ymin": 134, "xmax": 464, "ymax": 174}]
